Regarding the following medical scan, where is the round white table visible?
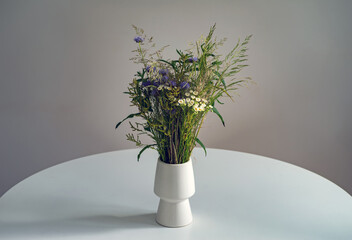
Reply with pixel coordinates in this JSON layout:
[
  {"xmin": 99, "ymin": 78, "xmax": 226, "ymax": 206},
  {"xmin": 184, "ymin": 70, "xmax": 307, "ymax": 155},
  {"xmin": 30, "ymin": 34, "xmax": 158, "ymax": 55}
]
[{"xmin": 1, "ymin": 148, "xmax": 351, "ymax": 240}]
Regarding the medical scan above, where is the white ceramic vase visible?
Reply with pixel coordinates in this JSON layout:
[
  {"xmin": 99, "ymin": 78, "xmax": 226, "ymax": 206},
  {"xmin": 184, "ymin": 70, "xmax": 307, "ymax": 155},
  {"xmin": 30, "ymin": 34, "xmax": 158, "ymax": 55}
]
[{"xmin": 154, "ymin": 158, "xmax": 195, "ymax": 228}]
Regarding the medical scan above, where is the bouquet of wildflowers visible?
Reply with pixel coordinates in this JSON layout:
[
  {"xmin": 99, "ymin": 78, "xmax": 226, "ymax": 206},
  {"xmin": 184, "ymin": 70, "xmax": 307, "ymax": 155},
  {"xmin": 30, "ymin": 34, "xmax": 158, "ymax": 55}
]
[{"xmin": 116, "ymin": 24, "xmax": 252, "ymax": 164}]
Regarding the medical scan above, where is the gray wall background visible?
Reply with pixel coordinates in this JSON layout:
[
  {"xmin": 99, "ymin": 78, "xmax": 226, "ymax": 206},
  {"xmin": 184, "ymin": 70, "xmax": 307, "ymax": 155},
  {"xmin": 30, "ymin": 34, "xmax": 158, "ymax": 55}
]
[{"xmin": 1, "ymin": 0, "xmax": 352, "ymax": 196}]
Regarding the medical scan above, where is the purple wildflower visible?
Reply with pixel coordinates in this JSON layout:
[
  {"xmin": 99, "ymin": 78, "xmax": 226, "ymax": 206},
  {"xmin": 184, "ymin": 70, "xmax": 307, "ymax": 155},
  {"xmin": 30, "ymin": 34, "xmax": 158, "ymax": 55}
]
[
  {"xmin": 141, "ymin": 80, "xmax": 151, "ymax": 87},
  {"xmin": 187, "ymin": 57, "xmax": 198, "ymax": 63},
  {"xmin": 151, "ymin": 88, "xmax": 158, "ymax": 96},
  {"xmin": 134, "ymin": 36, "xmax": 144, "ymax": 43},
  {"xmin": 153, "ymin": 80, "xmax": 161, "ymax": 87},
  {"xmin": 170, "ymin": 80, "xmax": 176, "ymax": 87},
  {"xmin": 146, "ymin": 66, "xmax": 157, "ymax": 73},
  {"xmin": 161, "ymin": 75, "xmax": 169, "ymax": 82},
  {"xmin": 180, "ymin": 82, "xmax": 190, "ymax": 89},
  {"xmin": 158, "ymin": 69, "xmax": 168, "ymax": 76}
]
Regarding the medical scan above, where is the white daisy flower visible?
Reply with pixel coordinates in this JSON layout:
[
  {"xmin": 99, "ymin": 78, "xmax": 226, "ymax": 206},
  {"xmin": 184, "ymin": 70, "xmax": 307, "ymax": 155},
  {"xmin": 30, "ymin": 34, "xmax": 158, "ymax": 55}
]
[
  {"xmin": 193, "ymin": 91, "xmax": 198, "ymax": 95},
  {"xmin": 157, "ymin": 86, "xmax": 163, "ymax": 90},
  {"xmin": 178, "ymin": 99, "xmax": 185, "ymax": 105},
  {"xmin": 191, "ymin": 95, "xmax": 195, "ymax": 99},
  {"xmin": 185, "ymin": 98, "xmax": 191, "ymax": 103},
  {"xmin": 195, "ymin": 98, "xmax": 201, "ymax": 102},
  {"xmin": 185, "ymin": 92, "xmax": 190, "ymax": 97}
]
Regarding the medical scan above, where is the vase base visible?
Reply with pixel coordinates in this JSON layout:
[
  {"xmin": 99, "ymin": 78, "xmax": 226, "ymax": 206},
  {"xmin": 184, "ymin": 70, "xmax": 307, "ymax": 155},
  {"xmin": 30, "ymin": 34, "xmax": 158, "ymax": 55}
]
[{"xmin": 156, "ymin": 199, "xmax": 193, "ymax": 228}]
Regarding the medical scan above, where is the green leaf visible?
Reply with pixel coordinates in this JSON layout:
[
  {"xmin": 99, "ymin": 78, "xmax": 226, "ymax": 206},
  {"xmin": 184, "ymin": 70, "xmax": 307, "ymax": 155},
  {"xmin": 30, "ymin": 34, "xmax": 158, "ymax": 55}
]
[
  {"xmin": 158, "ymin": 59, "xmax": 176, "ymax": 71},
  {"xmin": 143, "ymin": 125, "xmax": 151, "ymax": 132},
  {"xmin": 220, "ymin": 78, "xmax": 226, "ymax": 89},
  {"xmin": 176, "ymin": 49, "xmax": 184, "ymax": 57},
  {"xmin": 212, "ymin": 106, "xmax": 225, "ymax": 127},
  {"xmin": 227, "ymin": 80, "xmax": 245, "ymax": 88},
  {"xmin": 137, "ymin": 144, "xmax": 156, "ymax": 162},
  {"xmin": 206, "ymin": 53, "xmax": 216, "ymax": 58},
  {"xmin": 115, "ymin": 113, "xmax": 141, "ymax": 129},
  {"xmin": 213, "ymin": 70, "xmax": 226, "ymax": 89},
  {"xmin": 216, "ymin": 99, "xmax": 224, "ymax": 105},
  {"xmin": 195, "ymin": 137, "xmax": 207, "ymax": 156},
  {"xmin": 211, "ymin": 60, "xmax": 222, "ymax": 66},
  {"xmin": 158, "ymin": 59, "xmax": 173, "ymax": 66},
  {"xmin": 200, "ymin": 43, "xmax": 205, "ymax": 52}
]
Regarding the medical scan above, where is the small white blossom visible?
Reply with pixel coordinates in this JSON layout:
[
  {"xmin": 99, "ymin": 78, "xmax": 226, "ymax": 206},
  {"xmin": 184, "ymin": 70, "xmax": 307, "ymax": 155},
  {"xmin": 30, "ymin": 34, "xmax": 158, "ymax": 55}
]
[
  {"xmin": 196, "ymin": 98, "xmax": 201, "ymax": 102},
  {"xmin": 178, "ymin": 99, "xmax": 185, "ymax": 105},
  {"xmin": 200, "ymin": 103, "xmax": 206, "ymax": 108},
  {"xmin": 157, "ymin": 86, "xmax": 163, "ymax": 90},
  {"xmin": 193, "ymin": 91, "xmax": 198, "ymax": 95},
  {"xmin": 188, "ymin": 100, "xmax": 195, "ymax": 106},
  {"xmin": 185, "ymin": 98, "xmax": 191, "ymax": 103},
  {"xmin": 191, "ymin": 95, "xmax": 195, "ymax": 99},
  {"xmin": 202, "ymin": 99, "xmax": 208, "ymax": 103},
  {"xmin": 185, "ymin": 92, "xmax": 190, "ymax": 97},
  {"xmin": 195, "ymin": 106, "xmax": 205, "ymax": 112},
  {"xmin": 166, "ymin": 87, "xmax": 171, "ymax": 90}
]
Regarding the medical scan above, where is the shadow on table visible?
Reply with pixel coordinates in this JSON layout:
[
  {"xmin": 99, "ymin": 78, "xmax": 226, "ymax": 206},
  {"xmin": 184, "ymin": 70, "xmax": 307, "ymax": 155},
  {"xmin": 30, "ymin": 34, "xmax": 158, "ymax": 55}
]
[{"xmin": 0, "ymin": 213, "xmax": 161, "ymax": 238}]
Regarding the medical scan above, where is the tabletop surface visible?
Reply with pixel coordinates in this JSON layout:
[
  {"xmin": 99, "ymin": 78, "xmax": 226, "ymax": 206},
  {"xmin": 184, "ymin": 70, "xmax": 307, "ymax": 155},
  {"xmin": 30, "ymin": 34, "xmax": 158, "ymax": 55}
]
[{"xmin": 0, "ymin": 148, "xmax": 351, "ymax": 240}]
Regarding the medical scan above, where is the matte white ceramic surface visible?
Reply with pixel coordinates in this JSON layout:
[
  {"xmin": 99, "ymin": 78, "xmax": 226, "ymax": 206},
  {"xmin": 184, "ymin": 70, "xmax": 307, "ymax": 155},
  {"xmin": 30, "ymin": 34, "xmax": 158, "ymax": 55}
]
[
  {"xmin": 154, "ymin": 158, "xmax": 195, "ymax": 227},
  {"xmin": 0, "ymin": 148, "xmax": 351, "ymax": 240}
]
